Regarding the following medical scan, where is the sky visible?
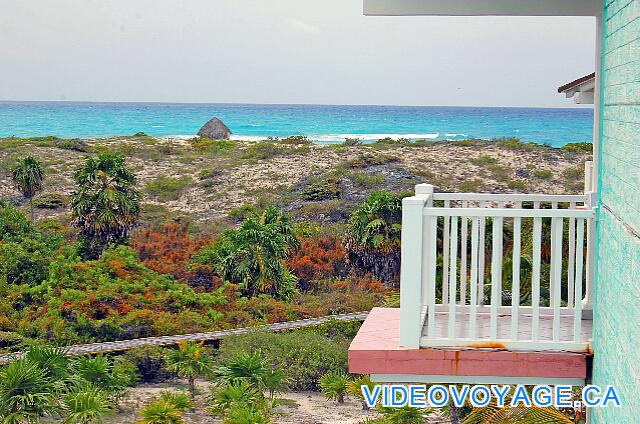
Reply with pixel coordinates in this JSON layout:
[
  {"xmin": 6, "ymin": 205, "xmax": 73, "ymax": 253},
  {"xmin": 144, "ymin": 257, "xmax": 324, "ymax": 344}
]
[{"xmin": 0, "ymin": 0, "xmax": 596, "ymax": 108}]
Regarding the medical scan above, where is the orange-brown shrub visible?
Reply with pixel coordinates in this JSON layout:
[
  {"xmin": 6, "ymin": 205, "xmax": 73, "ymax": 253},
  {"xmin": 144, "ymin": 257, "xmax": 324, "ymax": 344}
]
[
  {"xmin": 132, "ymin": 224, "xmax": 211, "ymax": 283},
  {"xmin": 286, "ymin": 236, "xmax": 349, "ymax": 290}
]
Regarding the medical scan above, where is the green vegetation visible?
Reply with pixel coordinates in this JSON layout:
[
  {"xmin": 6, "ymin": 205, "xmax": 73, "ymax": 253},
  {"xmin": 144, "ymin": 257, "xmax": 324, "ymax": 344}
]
[
  {"xmin": 531, "ymin": 169, "xmax": 554, "ymax": 179},
  {"xmin": 495, "ymin": 137, "xmax": 541, "ymax": 151},
  {"xmin": 145, "ymin": 176, "xmax": 193, "ymax": 201},
  {"xmin": 0, "ymin": 134, "xmax": 591, "ymax": 422},
  {"xmin": 301, "ymin": 177, "xmax": 341, "ymax": 201},
  {"xmin": 11, "ymin": 156, "xmax": 44, "ymax": 221},
  {"xmin": 240, "ymin": 141, "xmax": 310, "ymax": 161},
  {"xmin": 217, "ymin": 328, "xmax": 350, "ymax": 391},
  {"xmin": 345, "ymin": 191, "xmax": 404, "ymax": 285},
  {"xmin": 345, "ymin": 153, "xmax": 399, "ymax": 168},
  {"xmin": 460, "ymin": 179, "xmax": 482, "ymax": 192},
  {"xmin": 507, "ymin": 179, "xmax": 527, "ymax": 190},
  {"xmin": 319, "ymin": 371, "xmax": 349, "ymax": 403},
  {"xmin": 192, "ymin": 137, "xmax": 236, "ymax": 153},
  {"xmin": 470, "ymin": 155, "xmax": 498, "ymax": 166},
  {"xmin": 342, "ymin": 138, "xmax": 362, "ymax": 146},
  {"xmin": 562, "ymin": 142, "xmax": 593, "ymax": 154},
  {"xmin": 138, "ymin": 391, "xmax": 192, "ymax": 424},
  {"xmin": 165, "ymin": 341, "xmax": 213, "ymax": 397},
  {"xmin": 348, "ymin": 191, "xmax": 402, "ymax": 251},
  {"xmin": 71, "ymin": 153, "xmax": 140, "ymax": 258},
  {"xmin": 0, "ymin": 345, "xmax": 131, "ymax": 423},
  {"xmin": 196, "ymin": 207, "xmax": 299, "ymax": 300}
]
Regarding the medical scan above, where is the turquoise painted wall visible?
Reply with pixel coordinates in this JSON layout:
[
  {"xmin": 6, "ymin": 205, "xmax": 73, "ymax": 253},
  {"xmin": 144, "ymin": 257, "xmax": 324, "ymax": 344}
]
[{"xmin": 592, "ymin": 0, "xmax": 640, "ymax": 422}]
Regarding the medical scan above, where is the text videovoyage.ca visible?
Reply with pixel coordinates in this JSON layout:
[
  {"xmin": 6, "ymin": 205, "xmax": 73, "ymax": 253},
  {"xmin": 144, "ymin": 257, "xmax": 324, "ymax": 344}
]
[{"xmin": 362, "ymin": 384, "xmax": 621, "ymax": 409}]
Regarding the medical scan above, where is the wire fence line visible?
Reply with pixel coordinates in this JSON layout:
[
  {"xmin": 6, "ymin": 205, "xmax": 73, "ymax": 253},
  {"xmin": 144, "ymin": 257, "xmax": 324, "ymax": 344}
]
[{"xmin": 0, "ymin": 312, "xmax": 369, "ymax": 363}]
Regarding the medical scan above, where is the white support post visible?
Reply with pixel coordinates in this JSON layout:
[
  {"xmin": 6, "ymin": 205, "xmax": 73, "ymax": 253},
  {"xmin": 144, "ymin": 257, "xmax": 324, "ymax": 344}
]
[
  {"xmin": 511, "ymin": 202, "xmax": 521, "ymax": 341},
  {"xmin": 551, "ymin": 217, "xmax": 564, "ymax": 342},
  {"xmin": 583, "ymin": 162, "xmax": 596, "ymax": 314},
  {"xmin": 399, "ymin": 184, "xmax": 431, "ymax": 348}
]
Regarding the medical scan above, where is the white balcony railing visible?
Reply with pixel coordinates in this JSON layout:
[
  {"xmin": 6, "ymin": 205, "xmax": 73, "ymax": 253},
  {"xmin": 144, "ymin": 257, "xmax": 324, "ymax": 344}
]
[{"xmin": 400, "ymin": 165, "xmax": 596, "ymax": 352}]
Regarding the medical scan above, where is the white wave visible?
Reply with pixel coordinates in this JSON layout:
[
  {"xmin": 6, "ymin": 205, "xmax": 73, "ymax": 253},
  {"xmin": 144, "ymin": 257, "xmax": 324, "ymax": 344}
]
[
  {"xmin": 445, "ymin": 133, "xmax": 467, "ymax": 137},
  {"xmin": 231, "ymin": 135, "xmax": 269, "ymax": 142},
  {"xmin": 151, "ymin": 125, "xmax": 165, "ymax": 128},
  {"xmin": 230, "ymin": 133, "xmax": 443, "ymax": 143}
]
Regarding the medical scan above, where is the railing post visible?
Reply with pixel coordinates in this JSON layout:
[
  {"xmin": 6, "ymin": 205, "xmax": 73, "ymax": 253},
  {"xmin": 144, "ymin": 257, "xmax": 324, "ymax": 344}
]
[
  {"xmin": 582, "ymin": 161, "xmax": 596, "ymax": 314},
  {"xmin": 399, "ymin": 184, "xmax": 431, "ymax": 348}
]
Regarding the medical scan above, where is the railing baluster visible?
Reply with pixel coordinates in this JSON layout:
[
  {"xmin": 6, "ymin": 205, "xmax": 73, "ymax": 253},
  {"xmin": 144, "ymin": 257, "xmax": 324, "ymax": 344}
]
[
  {"xmin": 460, "ymin": 201, "xmax": 468, "ymax": 305},
  {"xmin": 448, "ymin": 216, "xmax": 459, "ymax": 339},
  {"xmin": 490, "ymin": 214, "xmax": 502, "ymax": 340},
  {"xmin": 574, "ymin": 218, "xmax": 585, "ymax": 342},
  {"xmin": 550, "ymin": 202, "xmax": 558, "ymax": 308},
  {"xmin": 427, "ymin": 214, "xmax": 438, "ymax": 338},
  {"xmin": 532, "ymin": 201, "xmax": 542, "ymax": 341},
  {"xmin": 478, "ymin": 201, "xmax": 486, "ymax": 305},
  {"xmin": 567, "ymin": 202, "xmax": 576, "ymax": 308},
  {"xmin": 442, "ymin": 200, "xmax": 450, "ymax": 305},
  {"xmin": 551, "ymin": 217, "xmax": 563, "ymax": 342},
  {"xmin": 470, "ymin": 217, "xmax": 479, "ymax": 339},
  {"xmin": 511, "ymin": 202, "xmax": 522, "ymax": 341}
]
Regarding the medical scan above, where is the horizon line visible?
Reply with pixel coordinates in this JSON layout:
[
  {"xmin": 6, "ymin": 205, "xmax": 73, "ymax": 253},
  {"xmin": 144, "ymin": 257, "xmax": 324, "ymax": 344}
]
[{"xmin": 0, "ymin": 99, "xmax": 592, "ymax": 110}]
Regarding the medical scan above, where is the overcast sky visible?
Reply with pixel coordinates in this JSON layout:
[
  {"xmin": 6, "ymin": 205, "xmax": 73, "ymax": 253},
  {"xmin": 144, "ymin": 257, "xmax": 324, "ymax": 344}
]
[{"xmin": 0, "ymin": 0, "xmax": 595, "ymax": 107}]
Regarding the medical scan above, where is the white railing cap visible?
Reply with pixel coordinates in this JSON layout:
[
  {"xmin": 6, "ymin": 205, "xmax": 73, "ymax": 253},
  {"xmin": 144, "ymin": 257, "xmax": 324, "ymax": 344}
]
[{"xmin": 415, "ymin": 183, "xmax": 434, "ymax": 196}]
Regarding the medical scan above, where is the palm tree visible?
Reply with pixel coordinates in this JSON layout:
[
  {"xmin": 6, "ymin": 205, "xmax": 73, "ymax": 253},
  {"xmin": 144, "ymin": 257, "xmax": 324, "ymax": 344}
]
[
  {"xmin": 345, "ymin": 191, "xmax": 404, "ymax": 285},
  {"xmin": 72, "ymin": 355, "xmax": 122, "ymax": 392},
  {"xmin": 319, "ymin": 371, "xmax": 350, "ymax": 404},
  {"xmin": 137, "ymin": 399, "xmax": 185, "ymax": 424},
  {"xmin": 463, "ymin": 404, "xmax": 572, "ymax": 423},
  {"xmin": 62, "ymin": 382, "xmax": 111, "ymax": 424},
  {"xmin": 165, "ymin": 341, "xmax": 213, "ymax": 398},
  {"xmin": 70, "ymin": 153, "xmax": 140, "ymax": 259},
  {"xmin": 0, "ymin": 358, "xmax": 58, "ymax": 423},
  {"xmin": 24, "ymin": 345, "xmax": 69, "ymax": 383},
  {"xmin": 213, "ymin": 351, "xmax": 269, "ymax": 390},
  {"xmin": 208, "ymin": 380, "xmax": 259, "ymax": 418},
  {"xmin": 199, "ymin": 206, "xmax": 299, "ymax": 299},
  {"xmin": 347, "ymin": 374, "xmax": 375, "ymax": 410},
  {"xmin": 11, "ymin": 156, "xmax": 44, "ymax": 221}
]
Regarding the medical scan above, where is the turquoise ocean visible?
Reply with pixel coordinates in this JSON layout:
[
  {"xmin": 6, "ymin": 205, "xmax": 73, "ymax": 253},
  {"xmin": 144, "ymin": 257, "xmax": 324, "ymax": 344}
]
[{"xmin": 0, "ymin": 101, "xmax": 593, "ymax": 147}]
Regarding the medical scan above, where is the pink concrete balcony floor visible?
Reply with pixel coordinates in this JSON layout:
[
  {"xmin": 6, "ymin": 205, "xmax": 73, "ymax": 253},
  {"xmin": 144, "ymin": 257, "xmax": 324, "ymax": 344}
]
[{"xmin": 349, "ymin": 308, "xmax": 592, "ymax": 385}]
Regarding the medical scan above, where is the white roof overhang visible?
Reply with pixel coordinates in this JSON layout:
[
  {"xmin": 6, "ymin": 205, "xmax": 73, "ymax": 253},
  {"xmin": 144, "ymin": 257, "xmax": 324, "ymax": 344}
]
[{"xmin": 363, "ymin": 0, "xmax": 601, "ymax": 17}]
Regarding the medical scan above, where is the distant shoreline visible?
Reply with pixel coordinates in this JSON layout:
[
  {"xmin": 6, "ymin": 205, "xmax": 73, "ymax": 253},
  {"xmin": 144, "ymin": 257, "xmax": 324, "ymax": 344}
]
[{"xmin": 0, "ymin": 102, "xmax": 594, "ymax": 146}]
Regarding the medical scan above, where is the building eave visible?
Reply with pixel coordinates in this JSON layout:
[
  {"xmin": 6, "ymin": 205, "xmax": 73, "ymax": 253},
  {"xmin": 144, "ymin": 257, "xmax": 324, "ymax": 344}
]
[{"xmin": 364, "ymin": 0, "xmax": 601, "ymax": 17}]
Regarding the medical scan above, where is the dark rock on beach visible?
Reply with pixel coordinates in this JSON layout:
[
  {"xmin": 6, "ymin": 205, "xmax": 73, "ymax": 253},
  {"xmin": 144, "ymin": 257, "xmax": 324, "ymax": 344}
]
[{"xmin": 197, "ymin": 117, "xmax": 232, "ymax": 140}]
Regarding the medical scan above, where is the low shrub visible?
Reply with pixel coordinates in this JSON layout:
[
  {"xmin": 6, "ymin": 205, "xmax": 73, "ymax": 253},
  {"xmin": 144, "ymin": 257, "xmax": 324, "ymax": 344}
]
[
  {"xmin": 279, "ymin": 135, "xmax": 312, "ymax": 145},
  {"xmin": 495, "ymin": 137, "xmax": 539, "ymax": 150},
  {"xmin": 507, "ymin": 179, "xmax": 527, "ymax": 190},
  {"xmin": 121, "ymin": 346, "xmax": 174, "ymax": 383},
  {"xmin": 342, "ymin": 138, "xmax": 362, "ymax": 146},
  {"xmin": 470, "ymin": 155, "xmax": 498, "ymax": 166},
  {"xmin": 217, "ymin": 330, "xmax": 349, "ymax": 391},
  {"xmin": 348, "ymin": 172, "xmax": 384, "ymax": 189},
  {"xmin": 301, "ymin": 178, "xmax": 341, "ymax": 201},
  {"xmin": 374, "ymin": 137, "xmax": 410, "ymax": 146},
  {"xmin": 192, "ymin": 137, "xmax": 236, "ymax": 152},
  {"xmin": 562, "ymin": 142, "xmax": 593, "ymax": 154},
  {"xmin": 563, "ymin": 166, "xmax": 584, "ymax": 181},
  {"xmin": 460, "ymin": 179, "xmax": 482, "ymax": 192},
  {"xmin": 286, "ymin": 236, "xmax": 349, "ymax": 290},
  {"xmin": 345, "ymin": 153, "xmax": 398, "ymax": 168},
  {"xmin": 33, "ymin": 193, "xmax": 68, "ymax": 209},
  {"xmin": 145, "ymin": 176, "xmax": 193, "ymax": 201},
  {"xmin": 531, "ymin": 169, "xmax": 553, "ymax": 179},
  {"xmin": 241, "ymin": 142, "xmax": 310, "ymax": 160}
]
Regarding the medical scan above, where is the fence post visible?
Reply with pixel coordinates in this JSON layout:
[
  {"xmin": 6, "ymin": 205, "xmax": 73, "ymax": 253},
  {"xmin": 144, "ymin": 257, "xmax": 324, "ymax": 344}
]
[
  {"xmin": 399, "ymin": 184, "xmax": 431, "ymax": 348},
  {"xmin": 582, "ymin": 161, "xmax": 595, "ymax": 314}
]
